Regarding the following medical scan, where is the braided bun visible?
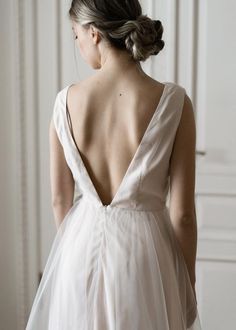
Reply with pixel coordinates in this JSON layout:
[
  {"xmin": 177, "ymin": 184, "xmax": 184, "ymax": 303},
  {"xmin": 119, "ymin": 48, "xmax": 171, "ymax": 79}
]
[
  {"xmin": 69, "ymin": 0, "xmax": 165, "ymax": 62},
  {"xmin": 108, "ymin": 15, "xmax": 165, "ymax": 61}
]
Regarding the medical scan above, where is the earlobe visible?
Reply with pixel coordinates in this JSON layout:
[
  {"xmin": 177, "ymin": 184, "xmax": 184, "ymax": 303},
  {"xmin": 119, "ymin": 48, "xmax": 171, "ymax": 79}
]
[
  {"xmin": 92, "ymin": 34, "xmax": 98, "ymax": 45},
  {"xmin": 94, "ymin": 34, "xmax": 99, "ymax": 45},
  {"xmin": 91, "ymin": 26, "xmax": 100, "ymax": 45}
]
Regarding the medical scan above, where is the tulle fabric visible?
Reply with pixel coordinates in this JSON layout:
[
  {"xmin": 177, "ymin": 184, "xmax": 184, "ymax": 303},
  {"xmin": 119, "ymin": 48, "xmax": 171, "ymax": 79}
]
[
  {"xmin": 26, "ymin": 196, "xmax": 201, "ymax": 330},
  {"xmin": 25, "ymin": 82, "xmax": 203, "ymax": 329}
]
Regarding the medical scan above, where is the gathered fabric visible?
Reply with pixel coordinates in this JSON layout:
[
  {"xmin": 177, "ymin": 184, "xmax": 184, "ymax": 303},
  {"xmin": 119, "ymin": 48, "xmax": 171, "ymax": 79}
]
[{"xmin": 26, "ymin": 82, "xmax": 202, "ymax": 330}]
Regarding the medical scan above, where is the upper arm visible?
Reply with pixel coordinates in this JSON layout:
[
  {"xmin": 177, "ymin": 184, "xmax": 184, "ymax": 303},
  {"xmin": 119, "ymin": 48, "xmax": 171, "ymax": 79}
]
[
  {"xmin": 49, "ymin": 118, "xmax": 75, "ymax": 206},
  {"xmin": 169, "ymin": 93, "xmax": 196, "ymax": 225}
]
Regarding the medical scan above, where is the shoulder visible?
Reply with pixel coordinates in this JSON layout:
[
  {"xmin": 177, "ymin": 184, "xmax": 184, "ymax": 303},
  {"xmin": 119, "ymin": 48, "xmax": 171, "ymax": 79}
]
[
  {"xmin": 53, "ymin": 81, "xmax": 83, "ymax": 111},
  {"xmin": 163, "ymin": 81, "xmax": 186, "ymax": 96},
  {"xmin": 67, "ymin": 77, "xmax": 94, "ymax": 93},
  {"xmin": 162, "ymin": 82, "xmax": 195, "ymax": 133},
  {"xmin": 55, "ymin": 80, "xmax": 84, "ymax": 99},
  {"xmin": 53, "ymin": 86, "xmax": 67, "ymax": 107},
  {"xmin": 164, "ymin": 81, "xmax": 193, "ymax": 112},
  {"xmin": 64, "ymin": 79, "xmax": 94, "ymax": 102},
  {"xmin": 173, "ymin": 83, "xmax": 194, "ymax": 119}
]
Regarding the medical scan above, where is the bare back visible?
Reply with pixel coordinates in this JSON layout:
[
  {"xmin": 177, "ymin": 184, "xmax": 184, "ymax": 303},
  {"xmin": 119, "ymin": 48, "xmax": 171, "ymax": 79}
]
[{"xmin": 66, "ymin": 74, "xmax": 165, "ymax": 206}]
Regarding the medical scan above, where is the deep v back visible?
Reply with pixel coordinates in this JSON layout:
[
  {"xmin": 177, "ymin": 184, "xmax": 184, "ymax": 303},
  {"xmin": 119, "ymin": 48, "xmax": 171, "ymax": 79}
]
[
  {"xmin": 52, "ymin": 81, "xmax": 186, "ymax": 210},
  {"xmin": 65, "ymin": 83, "xmax": 168, "ymax": 207},
  {"xmin": 26, "ymin": 80, "xmax": 203, "ymax": 330}
]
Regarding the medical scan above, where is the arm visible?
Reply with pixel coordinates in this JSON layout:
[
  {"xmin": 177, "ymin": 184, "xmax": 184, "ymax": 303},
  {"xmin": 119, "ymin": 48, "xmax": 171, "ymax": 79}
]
[
  {"xmin": 49, "ymin": 118, "xmax": 75, "ymax": 230},
  {"xmin": 169, "ymin": 93, "xmax": 198, "ymax": 291}
]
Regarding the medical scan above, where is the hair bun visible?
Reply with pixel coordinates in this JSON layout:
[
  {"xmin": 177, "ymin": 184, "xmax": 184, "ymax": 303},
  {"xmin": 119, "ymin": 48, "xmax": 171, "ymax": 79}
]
[
  {"xmin": 69, "ymin": 0, "xmax": 165, "ymax": 62},
  {"xmin": 153, "ymin": 20, "xmax": 162, "ymax": 31},
  {"xmin": 123, "ymin": 15, "xmax": 165, "ymax": 61},
  {"xmin": 152, "ymin": 19, "xmax": 165, "ymax": 55},
  {"xmin": 153, "ymin": 20, "xmax": 163, "ymax": 39}
]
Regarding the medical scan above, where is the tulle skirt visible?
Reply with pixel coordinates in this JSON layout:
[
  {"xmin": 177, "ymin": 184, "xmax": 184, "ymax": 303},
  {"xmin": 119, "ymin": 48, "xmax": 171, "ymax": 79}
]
[{"xmin": 25, "ymin": 197, "xmax": 202, "ymax": 330}]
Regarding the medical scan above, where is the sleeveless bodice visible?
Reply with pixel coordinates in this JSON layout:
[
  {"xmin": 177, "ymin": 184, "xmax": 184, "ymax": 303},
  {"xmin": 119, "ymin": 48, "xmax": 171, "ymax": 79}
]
[
  {"xmin": 25, "ymin": 81, "xmax": 203, "ymax": 330},
  {"xmin": 53, "ymin": 82, "xmax": 186, "ymax": 212}
]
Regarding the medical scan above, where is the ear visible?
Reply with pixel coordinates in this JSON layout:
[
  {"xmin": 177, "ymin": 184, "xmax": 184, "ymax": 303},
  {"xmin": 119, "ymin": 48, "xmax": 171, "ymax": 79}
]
[{"xmin": 90, "ymin": 25, "xmax": 101, "ymax": 44}]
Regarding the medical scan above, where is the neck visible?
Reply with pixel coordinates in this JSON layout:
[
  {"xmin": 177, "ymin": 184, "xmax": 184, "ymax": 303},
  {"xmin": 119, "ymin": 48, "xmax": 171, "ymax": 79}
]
[{"xmin": 98, "ymin": 47, "xmax": 146, "ymax": 79}]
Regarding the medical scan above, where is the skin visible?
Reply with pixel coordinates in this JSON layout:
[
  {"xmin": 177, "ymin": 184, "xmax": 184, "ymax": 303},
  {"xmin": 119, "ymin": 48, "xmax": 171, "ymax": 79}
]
[{"xmin": 49, "ymin": 20, "xmax": 197, "ymax": 300}]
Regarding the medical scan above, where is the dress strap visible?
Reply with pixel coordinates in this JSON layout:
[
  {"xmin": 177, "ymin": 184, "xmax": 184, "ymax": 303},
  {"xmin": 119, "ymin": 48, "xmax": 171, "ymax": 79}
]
[{"xmin": 65, "ymin": 95, "xmax": 81, "ymax": 156}]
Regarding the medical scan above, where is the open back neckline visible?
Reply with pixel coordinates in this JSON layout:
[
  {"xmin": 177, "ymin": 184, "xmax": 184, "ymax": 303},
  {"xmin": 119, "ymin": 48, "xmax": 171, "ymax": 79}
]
[{"xmin": 64, "ymin": 82, "xmax": 169, "ymax": 207}]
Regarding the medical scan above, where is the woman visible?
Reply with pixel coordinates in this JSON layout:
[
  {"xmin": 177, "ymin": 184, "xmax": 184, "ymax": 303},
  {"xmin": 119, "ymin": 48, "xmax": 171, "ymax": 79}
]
[{"xmin": 26, "ymin": 0, "xmax": 202, "ymax": 329}]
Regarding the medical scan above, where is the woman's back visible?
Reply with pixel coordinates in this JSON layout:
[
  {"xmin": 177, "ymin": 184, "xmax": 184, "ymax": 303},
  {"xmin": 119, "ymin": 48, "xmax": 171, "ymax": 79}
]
[
  {"xmin": 26, "ymin": 80, "xmax": 203, "ymax": 330},
  {"xmin": 66, "ymin": 73, "xmax": 166, "ymax": 205},
  {"xmin": 25, "ymin": 0, "xmax": 202, "ymax": 328}
]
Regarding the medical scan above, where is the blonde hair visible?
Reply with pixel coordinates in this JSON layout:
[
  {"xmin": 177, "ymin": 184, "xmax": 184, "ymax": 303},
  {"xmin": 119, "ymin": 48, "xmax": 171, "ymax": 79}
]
[{"xmin": 68, "ymin": 0, "xmax": 165, "ymax": 62}]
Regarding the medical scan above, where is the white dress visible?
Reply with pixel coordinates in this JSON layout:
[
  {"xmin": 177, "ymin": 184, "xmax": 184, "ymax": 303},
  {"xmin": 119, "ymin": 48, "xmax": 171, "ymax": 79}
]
[{"xmin": 25, "ymin": 82, "xmax": 202, "ymax": 330}]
